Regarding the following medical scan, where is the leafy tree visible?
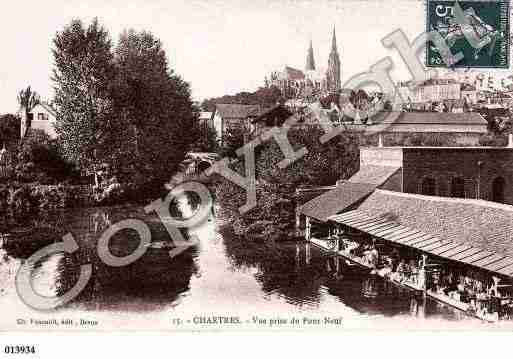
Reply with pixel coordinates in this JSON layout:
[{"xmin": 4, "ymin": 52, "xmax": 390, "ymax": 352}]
[
  {"xmin": 17, "ymin": 86, "xmax": 40, "ymax": 114},
  {"xmin": 219, "ymin": 126, "xmax": 245, "ymax": 158},
  {"xmin": 52, "ymin": 18, "xmax": 115, "ymax": 174},
  {"xmin": 201, "ymin": 85, "xmax": 283, "ymax": 112},
  {"xmin": 16, "ymin": 129, "xmax": 76, "ymax": 184},
  {"xmin": 189, "ymin": 118, "xmax": 219, "ymax": 153},
  {"xmin": 0, "ymin": 114, "xmax": 21, "ymax": 143},
  {"xmin": 106, "ymin": 29, "xmax": 195, "ymax": 189}
]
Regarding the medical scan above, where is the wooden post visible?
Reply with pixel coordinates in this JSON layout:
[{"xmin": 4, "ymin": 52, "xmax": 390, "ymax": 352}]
[
  {"xmin": 492, "ymin": 276, "xmax": 500, "ymax": 296},
  {"xmin": 305, "ymin": 217, "xmax": 311, "ymax": 241},
  {"xmin": 418, "ymin": 254, "xmax": 428, "ymax": 291}
]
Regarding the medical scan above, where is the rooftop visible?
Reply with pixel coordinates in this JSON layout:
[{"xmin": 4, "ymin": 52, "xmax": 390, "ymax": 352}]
[
  {"xmin": 215, "ymin": 104, "xmax": 261, "ymax": 119},
  {"xmin": 346, "ymin": 165, "xmax": 401, "ymax": 186},
  {"xmin": 357, "ymin": 189, "xmax": 513, "ymax": 257},
  {"xmin": 299, "ymin": 182, "xmax": 376, "ymax": 222}
]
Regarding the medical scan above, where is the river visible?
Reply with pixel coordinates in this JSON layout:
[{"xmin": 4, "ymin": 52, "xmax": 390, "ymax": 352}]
[{"xmin": 0, "ymin": 199, "xmax": 496, "ymax": 330}]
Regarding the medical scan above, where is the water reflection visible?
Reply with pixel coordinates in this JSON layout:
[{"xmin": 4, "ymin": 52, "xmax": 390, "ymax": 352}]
[
  {"xmin": 0, "ymin": 200, "xmax": 482, "ymax": 327},
  {"xmin": 2, "ymin": 205, "xmax": 200, "ymax": 313}
]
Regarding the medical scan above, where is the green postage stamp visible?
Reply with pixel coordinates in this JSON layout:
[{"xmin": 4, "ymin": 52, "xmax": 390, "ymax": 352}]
[{"xmin": 426, "ymin": 0, "xmax": 510, "ymax": 68}]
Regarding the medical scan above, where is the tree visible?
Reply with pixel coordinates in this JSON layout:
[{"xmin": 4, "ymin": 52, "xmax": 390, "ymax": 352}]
[
  {"xmin": 17, "ymin": 86, "xmax": 40, "ymax": 114},
  {"xmin": 106, "ymin": 29, "xmax": 195, "ymax": 189},
  {"xmin": 15, "ymin": 129, "xmax": 76, "ymax": 184},
  {"xmin": 52, "ymin": 18, "xmax": 115, "ymax": 173},
  {"xmin": 0, "ymin": 114, "xmax": 21, "ymax": 143},
  {"xmin": 189, "ymin": 115, "xmax": 219, "ymax": 153},
  {"xmin": 201, "ymin": 85, "xmax": 283, "ymax": 112}
]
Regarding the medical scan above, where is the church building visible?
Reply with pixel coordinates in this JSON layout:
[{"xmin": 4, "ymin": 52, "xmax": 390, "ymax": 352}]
[{"xmin": 267, "ymin": 28, "xmax": 342, "ymax": 101}]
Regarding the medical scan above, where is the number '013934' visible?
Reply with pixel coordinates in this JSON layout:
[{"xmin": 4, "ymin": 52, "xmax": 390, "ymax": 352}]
[{"xmin": 4, "ymin": 346, "xmax": 36, "ymax": 354}]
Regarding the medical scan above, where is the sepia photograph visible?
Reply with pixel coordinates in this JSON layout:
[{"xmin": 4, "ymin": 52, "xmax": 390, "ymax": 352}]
[{"xmin": 2, "ymin": 0, "xmax": 513, "ymax": 343}]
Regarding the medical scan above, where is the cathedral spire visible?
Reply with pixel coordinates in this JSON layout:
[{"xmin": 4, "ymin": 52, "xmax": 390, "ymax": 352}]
[
  {"xmin": 305, "ymin": 39, "xmax": 316, "ymax": 71},
  {"xmin": 327, "ymin": 26, "xmax": 341, "ymax": 93},
  {"xmin": 331, "ymin": 26, "xmax": 338, "ymax": 53}
]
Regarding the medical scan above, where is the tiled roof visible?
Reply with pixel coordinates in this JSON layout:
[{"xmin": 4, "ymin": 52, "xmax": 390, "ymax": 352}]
[
  {"xmin": 299, "ymin": 182, "xmax": 376, "ymax": 222},
  {"xmin": 356, "ymin": 189, "xmax": 513, "ymax": 257},
  {"xmin": 329, "ymin": 209, "xmax": 513, "ymax": 277},
  {"xmin": 347, "ymin": 165, "xmax": 401, "ymax": 186},
  {"xmin": 252, "ymin": 104, "xmax": 292, "ymax": 124},
  {"xmin": 284, "ymin": 66, "xmax": 305, "ymax": 81},
  {"xmin": 215, "ymin": 104, "xmax": 261, "ymax": 119}
]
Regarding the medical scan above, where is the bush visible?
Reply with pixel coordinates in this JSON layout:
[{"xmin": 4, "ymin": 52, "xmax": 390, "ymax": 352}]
[
  {"xmin": 0, "ymin": 184, "xmax": 94, "ymax": 217},
  {"xmin": 7, "ymin": 185, "xmax": 37, "ymax": 214},
  {"xmin": 244, "ymin": 220, "xmax": 287, "ymax": 242},
  {"xmin": 30, "ymin": 186, "xmax": 66, "ymax": 210},
  {"xmin": 16, "ymin": 129, "xmax": 77, "ymax": 184}
]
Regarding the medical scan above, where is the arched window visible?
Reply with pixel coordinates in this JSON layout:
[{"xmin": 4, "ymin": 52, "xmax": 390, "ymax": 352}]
[
  {"xmin": 492, "ymin": 177, "xmax": 505, "ymax": 203},
  {"xmin": 451, "ymin": 177, "xmax": 465, "ymax": 198},
  {"xmin": 421, "ymin": 177, "xmax": 436, "ymax": 196}
]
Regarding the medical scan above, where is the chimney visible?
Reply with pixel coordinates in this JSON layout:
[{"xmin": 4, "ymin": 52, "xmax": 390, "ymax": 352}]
[{"xmin": 508, "ymin": 134, "xmax": 513, "ymax": 148}]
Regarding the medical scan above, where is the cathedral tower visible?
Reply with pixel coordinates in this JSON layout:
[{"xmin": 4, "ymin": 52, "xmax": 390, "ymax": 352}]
[
  {"xmin": 305, "ymin": 40, "xmax": 316, "ymax": 71},
  {"xmin": 326, "ymin": 27, "xmax": 341, "ymax": 93}
]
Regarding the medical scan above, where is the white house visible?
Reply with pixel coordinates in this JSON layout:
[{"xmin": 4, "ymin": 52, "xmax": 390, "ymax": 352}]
[
  {"xmin": 212, "ymin": 104, "xmax": 261, "ymax": 145},
  {"xmin": 20, "ymin": 102, "xmax": 58, "ymax": 139}
]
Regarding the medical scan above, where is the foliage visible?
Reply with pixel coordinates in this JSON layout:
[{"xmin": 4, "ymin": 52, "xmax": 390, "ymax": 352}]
[
  {"xmin": 216, "ymin": 126, "xmax": 373, "ymax": 240},
  {"xmin": 475, "ymin": 107, "xmax": 512, "ymax": 134},
  {"xmin": 7, "ymin": 185, "xmax": 36, "ymax": 214},
  {"xmin": 201, "ymin": 85, "xmax": 283, "ymax": 112},
  {"xmin": 189, "ymin": 118, "xmax": 219, "ymax": 153},
  {"xmin": 103, "ymin": 29, "xmax": 195, "ymax": 190},
  {"xmin": 216, "ymin": 125, "xmax": 470, "ymax": 240},
  {"xmin": 0, "ymin": 114, "xmax": 21, "ymax": 143},
  {"xmin": 17, "ymin": 86, "xmax": 40, "ymax": 113},
  {"xmin": 52, "ymin": 18, "xmax": 115, "ymax": 173},
  {"xmin": 52, "ymin": 21, "xmax": 195, "ymax": 196},
  {"xmin": 0, "ymin": 183, "xmax": 92, "ymax": 216},
  {"xmin": 15, "ymin": 130, "xmax": 76, "ymax": 184},
  {"xmin": 219, "ymin": 126, "xmax": 245, "ymax": 158}
]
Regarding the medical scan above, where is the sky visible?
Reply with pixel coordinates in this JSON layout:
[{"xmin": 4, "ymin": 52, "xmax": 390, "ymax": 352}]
[{"xmin": 0, "ymin": 0, "xmax": 511, "ymax": 112}]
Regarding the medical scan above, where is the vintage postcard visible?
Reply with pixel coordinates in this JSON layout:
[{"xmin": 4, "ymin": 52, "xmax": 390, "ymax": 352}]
[{"xmin": 2, "ymin": 0, "xmax": 513, "ymax": 339}]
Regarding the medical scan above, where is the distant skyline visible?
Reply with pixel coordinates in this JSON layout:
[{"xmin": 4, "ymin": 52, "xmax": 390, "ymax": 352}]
[{"xmin": 1, "ymin": 0, "xmax": 511, "ymax": 112}]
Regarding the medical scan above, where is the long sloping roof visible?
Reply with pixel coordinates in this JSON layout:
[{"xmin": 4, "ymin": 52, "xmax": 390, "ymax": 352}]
[
  {"xmin": 215, "ymin": 104, "xmax": 261, "ymax": 119},
  {"xmin": 298, "ymin": 182, "xmax": 376, "ymax": 222},
  {"xmin": 347, "ymin": 165, "xmax": 401, "ymax": 186},
  {"xmin": 329, "ymin": 209, "xmax": 513, "ymax": 277},
  {"xmin": 328, "ymin": 189, "xmax": 513, "ymax": 276},
  {"xmin": 356, "ymin": 190, "xmax": 513, "ymax": 255}
]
